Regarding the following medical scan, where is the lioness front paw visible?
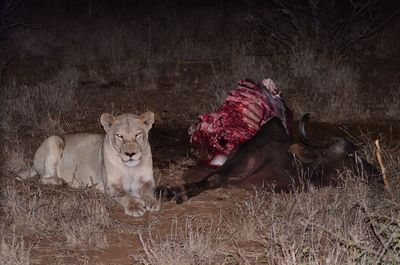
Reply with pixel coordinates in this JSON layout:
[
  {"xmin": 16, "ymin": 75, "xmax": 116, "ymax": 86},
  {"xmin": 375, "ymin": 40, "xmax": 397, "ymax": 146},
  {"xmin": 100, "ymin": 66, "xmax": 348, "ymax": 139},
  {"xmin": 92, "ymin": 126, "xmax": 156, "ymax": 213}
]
[
  {"xmin": 143, "ymin": 195, "xmax": 161, "ymax": 212},
  {"xmin": 120, "ymin": 196, "xmax": 146, "ymax": 217}
]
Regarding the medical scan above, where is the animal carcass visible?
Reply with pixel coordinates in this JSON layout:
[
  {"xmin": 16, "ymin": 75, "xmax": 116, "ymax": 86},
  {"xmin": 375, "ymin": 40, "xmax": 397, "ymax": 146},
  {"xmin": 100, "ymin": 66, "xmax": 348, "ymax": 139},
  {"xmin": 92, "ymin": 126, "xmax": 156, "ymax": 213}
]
[{"xmin": 160, "ymin": 114, "xmax": 378, "ymax": 202}]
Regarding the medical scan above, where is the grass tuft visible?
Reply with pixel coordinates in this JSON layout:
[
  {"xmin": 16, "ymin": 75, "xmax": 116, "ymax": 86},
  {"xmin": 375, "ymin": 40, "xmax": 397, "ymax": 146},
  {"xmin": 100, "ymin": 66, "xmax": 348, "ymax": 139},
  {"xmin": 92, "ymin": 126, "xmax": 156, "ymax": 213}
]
[
  {"xmin": 0, "ymin": 235, "xmax": 31, "ymax": 265},
  {"xmin": 135, "ymin": 217, "xmax": 222, "ymax": 265},
  {"xmin": 0, "ymin": 176, "xmax": 114, "ymax": 250}
]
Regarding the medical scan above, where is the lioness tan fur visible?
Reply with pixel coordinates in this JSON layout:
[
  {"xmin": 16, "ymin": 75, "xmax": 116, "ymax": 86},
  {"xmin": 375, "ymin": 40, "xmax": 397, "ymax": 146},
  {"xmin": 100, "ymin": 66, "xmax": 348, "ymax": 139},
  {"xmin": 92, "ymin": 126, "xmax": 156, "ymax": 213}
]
[{"xmin": 18, "ymin": 112, "xmax": 160, "ymax": 217}]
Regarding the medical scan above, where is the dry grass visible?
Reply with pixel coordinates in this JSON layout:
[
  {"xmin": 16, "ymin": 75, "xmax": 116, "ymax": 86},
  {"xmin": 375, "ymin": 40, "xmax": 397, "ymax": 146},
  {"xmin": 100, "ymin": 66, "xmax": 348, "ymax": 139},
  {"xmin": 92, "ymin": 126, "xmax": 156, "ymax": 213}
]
[
  {"xmin": 263, "ymin": 183, "xmax": 372, "ymax": 264},
  {"xmin": 1, "ymin": 138, "xmax": 28, "ymax": 173},
  {"xmin": 226, "ymin": 142, "xmax": 399, "ymax": 264},
  {"xmin": 0, "ymin": 79, "xmax": 40, "ymax": 132},
  {"xmin": 287, "ymin": 44, "xmax": 360, "ymax": 94},
  {"xmin": 38, "ymin": 67, "xmax": 82, "ymax": 113},
  {"xmin": 287, "ymin": 86, "xmax": 369, "ymax": 122},
  {"xmin": 0, "ymin": 67, "xmax": 81, "ymax": 135},
  {"xmin": 0, "ymin": 234, "xmax": 31, "ymax": 265},
  {"xmin": 136, "ymin": 134, "xmax": 400, "ymax": 265},
  {"xmin": 156, "ymin": 158, "xmax": 196, "ymax": 186},
  {"xmin": 344, "ymin": 129, "xmax": 400, "ymax": 183},
  {"xmin": 60, "ymin": 204, "xmax": 110, "ymax": 249},
  {"xmin": 203, "ymin": 39, "xmax": 367, "ymax": 123},
  {"xmin": 275, "ymin": 42, "xmax": 369, "ymax": 122},
  {"xmin": 2, "ymin": 165, "xmax": 398, "ymax": 265},
  {"xmin": 0, "ymin": 176, "xmax": 115, "ymax": 250},
  {"xmin": 135, "ymin": 172, "xmax": 400, "ymax": 265},
  {"xmin": 0, "ymin": 124, "xmax": 398, "ymax": 264},
  {"xmin": 384, "ymin": 87, "xmax": 400, "ymax": 119},
  {"xmin": 135, "ymin": 217, "xmax": 223, "ymax": 265},
  {"xmin": 5, "ymin": 3, "xmax": 384, "ymax": 124}
]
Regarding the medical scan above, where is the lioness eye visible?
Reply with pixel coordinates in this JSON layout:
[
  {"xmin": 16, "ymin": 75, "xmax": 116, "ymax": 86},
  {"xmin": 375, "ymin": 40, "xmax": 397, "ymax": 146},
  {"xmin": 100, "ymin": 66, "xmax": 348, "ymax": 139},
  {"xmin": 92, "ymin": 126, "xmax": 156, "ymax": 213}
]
[{"xmin": 115, "ymin": 133, "xmax": 123, "ymax": 139}]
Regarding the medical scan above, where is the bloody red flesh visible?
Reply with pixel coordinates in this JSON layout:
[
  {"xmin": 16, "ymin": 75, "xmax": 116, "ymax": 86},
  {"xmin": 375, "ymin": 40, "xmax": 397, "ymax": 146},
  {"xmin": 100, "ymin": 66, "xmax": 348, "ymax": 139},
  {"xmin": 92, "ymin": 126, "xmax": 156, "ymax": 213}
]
[{"xmin": 189, "ymin": 79, "xmax": 291, "ymax": 165}]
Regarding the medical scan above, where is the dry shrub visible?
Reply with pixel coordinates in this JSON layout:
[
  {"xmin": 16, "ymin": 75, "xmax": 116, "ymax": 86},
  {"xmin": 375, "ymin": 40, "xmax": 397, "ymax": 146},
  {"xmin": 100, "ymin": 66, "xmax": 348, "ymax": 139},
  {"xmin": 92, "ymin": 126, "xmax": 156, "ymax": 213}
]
[{"xmin": 135, "ymin": 217, "xmax": 223, "ymax": 265}]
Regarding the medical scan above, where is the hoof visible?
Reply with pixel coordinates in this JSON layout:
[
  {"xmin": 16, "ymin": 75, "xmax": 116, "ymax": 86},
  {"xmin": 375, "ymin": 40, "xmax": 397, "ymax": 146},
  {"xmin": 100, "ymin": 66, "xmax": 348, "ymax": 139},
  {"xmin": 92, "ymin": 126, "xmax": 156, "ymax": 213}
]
[{"xmin": 155, "ymin": 185, "xmax": 186, "ymax": 204}]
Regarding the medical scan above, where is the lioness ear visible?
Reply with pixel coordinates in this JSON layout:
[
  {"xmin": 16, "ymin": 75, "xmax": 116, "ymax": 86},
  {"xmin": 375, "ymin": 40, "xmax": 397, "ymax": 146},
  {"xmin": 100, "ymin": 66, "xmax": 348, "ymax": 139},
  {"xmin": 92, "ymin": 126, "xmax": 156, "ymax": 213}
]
[
  {"xmin": 140, "ymin": 111, "xmax": 155, "ymax": 128},
  {"xmin": 100, "ymin": 113, "xmax": 116, "ymax": 132}
]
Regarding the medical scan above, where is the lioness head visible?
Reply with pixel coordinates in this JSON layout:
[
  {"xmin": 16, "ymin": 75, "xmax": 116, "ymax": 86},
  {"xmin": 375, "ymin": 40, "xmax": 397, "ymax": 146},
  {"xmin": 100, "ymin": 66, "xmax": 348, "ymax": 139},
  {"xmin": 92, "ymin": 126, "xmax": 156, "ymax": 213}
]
[{"xmin": 100, "ymin": 112, "xmax": 155, "ymax": 167}]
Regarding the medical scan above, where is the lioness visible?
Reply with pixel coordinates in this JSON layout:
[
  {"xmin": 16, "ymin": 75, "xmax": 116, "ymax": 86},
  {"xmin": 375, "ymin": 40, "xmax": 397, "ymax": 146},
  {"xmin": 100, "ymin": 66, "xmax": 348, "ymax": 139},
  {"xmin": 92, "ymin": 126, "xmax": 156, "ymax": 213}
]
[{"xmin": 18, "ymin": 112, "xmax": 160, "ymax": 217}]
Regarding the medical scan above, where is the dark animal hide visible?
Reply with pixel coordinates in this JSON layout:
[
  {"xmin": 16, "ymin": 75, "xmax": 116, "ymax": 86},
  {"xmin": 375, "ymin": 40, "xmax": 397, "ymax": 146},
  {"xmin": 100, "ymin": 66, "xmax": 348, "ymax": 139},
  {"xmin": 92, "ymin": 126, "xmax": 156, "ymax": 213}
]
[{"xmin": 158, "ymin": 114, "xmax": 379, "ymax": 203}]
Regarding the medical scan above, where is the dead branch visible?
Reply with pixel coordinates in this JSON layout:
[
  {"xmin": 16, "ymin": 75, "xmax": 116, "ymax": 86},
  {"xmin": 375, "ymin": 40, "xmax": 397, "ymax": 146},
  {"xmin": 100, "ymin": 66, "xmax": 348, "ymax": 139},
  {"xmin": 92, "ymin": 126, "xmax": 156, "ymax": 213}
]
[{"xmin": 375, "ymin": 139, "xmax": 390, "ymax": 191}]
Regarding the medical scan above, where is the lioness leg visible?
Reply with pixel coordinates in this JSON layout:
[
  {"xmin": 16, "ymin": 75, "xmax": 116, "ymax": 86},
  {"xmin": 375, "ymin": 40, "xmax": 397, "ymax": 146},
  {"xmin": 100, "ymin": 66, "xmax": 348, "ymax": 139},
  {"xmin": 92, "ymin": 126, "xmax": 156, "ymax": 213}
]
[
  {"xmin": 123, "ymin": 181, "xmax": 160, "ymax": 216},
  {"xmin": 119, "ymin": 196, "xmax": 147, "ymax": 217},
  {"xmin": 34, "ymin": 136, "xmax": 65, "ymax": 185},
  {"xmin": 139, "ymin": 181, "xmax": 161, "ymax": 212},
  {"xmin": 108, "ymin": 184, "xmax": 146, "ymax": 217}
]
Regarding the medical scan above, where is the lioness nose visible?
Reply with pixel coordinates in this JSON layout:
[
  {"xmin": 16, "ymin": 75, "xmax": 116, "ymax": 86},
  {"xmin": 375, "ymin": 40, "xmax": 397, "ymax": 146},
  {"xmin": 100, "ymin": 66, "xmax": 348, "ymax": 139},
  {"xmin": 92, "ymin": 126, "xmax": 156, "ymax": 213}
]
[{"xmin": 125, "ymin": 152, "xmax": 136, "ymax": 157}]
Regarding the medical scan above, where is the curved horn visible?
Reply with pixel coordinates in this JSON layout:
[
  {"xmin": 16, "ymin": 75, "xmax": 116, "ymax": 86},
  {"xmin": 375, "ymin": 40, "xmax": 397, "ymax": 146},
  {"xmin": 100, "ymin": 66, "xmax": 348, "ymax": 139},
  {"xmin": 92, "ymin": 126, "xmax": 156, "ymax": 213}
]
[{"xmin": 299, "ymin": 113, "xmax": 330, "ymax": 148}]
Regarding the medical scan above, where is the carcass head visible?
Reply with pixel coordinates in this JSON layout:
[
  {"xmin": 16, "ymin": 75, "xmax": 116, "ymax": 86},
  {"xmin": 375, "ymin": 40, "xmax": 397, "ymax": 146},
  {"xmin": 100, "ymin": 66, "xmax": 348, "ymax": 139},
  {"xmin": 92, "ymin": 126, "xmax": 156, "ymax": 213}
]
[{"xmin": 293, "ymin": 113, "xmax": 378, "ymax": 186}]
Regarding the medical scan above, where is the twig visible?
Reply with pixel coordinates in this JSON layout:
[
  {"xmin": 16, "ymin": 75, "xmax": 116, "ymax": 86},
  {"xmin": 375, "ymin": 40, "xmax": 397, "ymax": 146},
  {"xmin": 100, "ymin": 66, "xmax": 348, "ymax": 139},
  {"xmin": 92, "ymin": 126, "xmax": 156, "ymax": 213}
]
[{"xmin": 374, "ymin": 139, "xmax": 390, "ymax": 191}]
